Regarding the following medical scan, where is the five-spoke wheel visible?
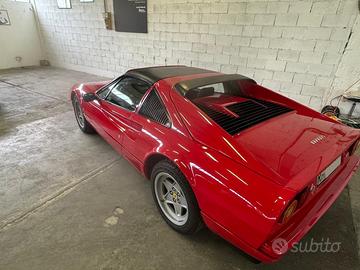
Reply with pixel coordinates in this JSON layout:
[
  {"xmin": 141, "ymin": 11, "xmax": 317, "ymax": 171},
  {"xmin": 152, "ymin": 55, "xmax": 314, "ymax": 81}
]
[
  {"xmin": 151, "ymin": 160, "xmax": 201, "ymax": 234},
  {"xmin": 154, "ymin": 172, "xmax": 189, "ymax": 226},
  {"xmin": 71, "ymin": 94, "xmax": 95, "ymax": 134},
  {"xmin": 73, "ymin": 96, "xmax": 85, "ymax": 128}
]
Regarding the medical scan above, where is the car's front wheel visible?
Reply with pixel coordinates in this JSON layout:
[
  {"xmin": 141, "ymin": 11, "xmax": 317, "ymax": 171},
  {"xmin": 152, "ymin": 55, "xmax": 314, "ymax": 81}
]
[
  {"xmin": 71, "ymin": 94, "xmax": 95, "ymax": 134},
  {"xmin": 151, "ymin": 160, "xmax": 202, "ymax": 234}
]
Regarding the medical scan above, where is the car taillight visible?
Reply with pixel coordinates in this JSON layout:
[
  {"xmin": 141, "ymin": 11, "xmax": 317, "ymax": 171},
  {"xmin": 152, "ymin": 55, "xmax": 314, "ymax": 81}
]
[
  {"xmin": 350, "ymin": 139, "xmax": 360, "ymax": 155},
  {"xmin": 279, "ymin": 188, "xmax": 309, "ymax": 224},
  {"xmin": 281, "ymin": 200, "xmax": 298, "ymax": 223}
]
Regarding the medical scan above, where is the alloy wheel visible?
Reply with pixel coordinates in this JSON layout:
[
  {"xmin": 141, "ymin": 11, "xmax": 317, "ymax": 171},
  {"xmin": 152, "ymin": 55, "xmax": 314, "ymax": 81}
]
[
  {"xmin": 73, "ymin": 98, "xmax": 85, "ymax": 128},
  {"xmin": 154, "ymin": 172, "xmax": 189, "ymax": 226}
]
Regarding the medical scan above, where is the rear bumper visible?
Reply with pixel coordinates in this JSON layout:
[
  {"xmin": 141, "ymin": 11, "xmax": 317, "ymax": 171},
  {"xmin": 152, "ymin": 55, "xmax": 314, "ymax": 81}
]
[
  {"xmin": 203, "ymin": 155, "xmax": 360, "ymax": 263},
  {"xmin": 262, "ymin": 154, "xmax": 360, "ymax": 262}
]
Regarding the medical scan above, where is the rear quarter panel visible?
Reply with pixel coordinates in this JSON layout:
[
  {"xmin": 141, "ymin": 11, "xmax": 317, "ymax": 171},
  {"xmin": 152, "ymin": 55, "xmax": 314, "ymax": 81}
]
[{"xmin": 168, "ymin": 141, "xmax": 295, "ymax": 248}]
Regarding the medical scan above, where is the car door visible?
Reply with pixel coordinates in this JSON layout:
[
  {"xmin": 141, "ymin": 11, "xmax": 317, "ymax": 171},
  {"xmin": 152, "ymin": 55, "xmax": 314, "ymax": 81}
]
[
  {"xmin": 122, "ymin": 88, "xmax": 172, "ymax": 170},
  {"xmin": 101, "ymin": 76, "xmax": 151, "ymax": 151}
]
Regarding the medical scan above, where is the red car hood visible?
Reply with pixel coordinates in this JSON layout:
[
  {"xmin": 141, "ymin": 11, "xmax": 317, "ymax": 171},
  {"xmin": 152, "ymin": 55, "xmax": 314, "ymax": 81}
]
[{"xmin": 176, "ymin": 94, "xmax": 359, "ymax": 190}]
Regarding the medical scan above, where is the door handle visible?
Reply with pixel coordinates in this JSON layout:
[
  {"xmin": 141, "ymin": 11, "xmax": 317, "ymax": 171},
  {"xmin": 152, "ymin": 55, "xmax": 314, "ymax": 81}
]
[
  {"xmin": 128, "ymin": 121, "xmax": 142, "ymax": 132},
  {"xmin": 124, "ymin": 120, "xmax": 142, "ymax": 141},
  {"xmin": 108, "ymin": 109, "xmax": 142, "ymax": 131}
]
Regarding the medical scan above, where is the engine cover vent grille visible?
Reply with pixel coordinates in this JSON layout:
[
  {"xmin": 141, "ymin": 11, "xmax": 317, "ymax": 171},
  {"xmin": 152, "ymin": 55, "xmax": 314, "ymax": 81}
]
[{"xmin": 196, "ymin": 99, "xmax": 292, "ymax": 135}]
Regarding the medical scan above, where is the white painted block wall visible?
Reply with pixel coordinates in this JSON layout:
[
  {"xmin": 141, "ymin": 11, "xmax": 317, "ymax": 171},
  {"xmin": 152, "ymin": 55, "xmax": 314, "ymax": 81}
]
[
  {"xmin": 34, "ymin": 0, "xmax": 360, "ymax": 112},
  {"xmin": 0, "ymin": 0, "xmax": 42, "ymax": 69}
]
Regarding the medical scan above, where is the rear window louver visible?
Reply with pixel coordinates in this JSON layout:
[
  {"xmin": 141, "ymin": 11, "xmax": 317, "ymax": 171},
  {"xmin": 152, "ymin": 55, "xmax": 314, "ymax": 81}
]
[
  {"xmin": 139, "ymin": 90, "xmax": 170, "ymax": 127},
  {"xmin": 196, "ymin": 99, "xmax": 293, "ymax": 135}
]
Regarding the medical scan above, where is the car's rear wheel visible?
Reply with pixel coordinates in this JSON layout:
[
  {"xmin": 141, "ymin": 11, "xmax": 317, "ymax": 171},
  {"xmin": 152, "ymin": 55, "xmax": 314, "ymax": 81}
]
[
  {"xmin": 71, "ymin": 94, "xmax": 95, "ymax": 134},
  {"xmin": 151, "ymin": 160, "xmax": 201, "ymax": 234}
]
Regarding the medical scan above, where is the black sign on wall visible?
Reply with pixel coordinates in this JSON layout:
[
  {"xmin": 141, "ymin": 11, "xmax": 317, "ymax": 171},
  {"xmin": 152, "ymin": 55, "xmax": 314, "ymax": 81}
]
[{"xmin": 113, "ymin": 0, "xmax": 147, "ymax": 33}]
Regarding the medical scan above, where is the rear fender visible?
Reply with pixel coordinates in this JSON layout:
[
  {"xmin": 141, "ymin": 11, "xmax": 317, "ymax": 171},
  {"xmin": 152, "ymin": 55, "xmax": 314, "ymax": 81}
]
[{"xmin": 147, "ymin": 141, "xmax": 295, "ymax": 249}]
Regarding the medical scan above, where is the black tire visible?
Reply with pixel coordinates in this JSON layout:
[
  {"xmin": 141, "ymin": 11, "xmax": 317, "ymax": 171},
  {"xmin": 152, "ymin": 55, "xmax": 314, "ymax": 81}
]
[
  {"xmin": 71, "ymin": 94, "xmax": 96, "ymax": 134},
  {"xmin": 151, "ymin": 160, "xmax": 202, "ymax": 234}
]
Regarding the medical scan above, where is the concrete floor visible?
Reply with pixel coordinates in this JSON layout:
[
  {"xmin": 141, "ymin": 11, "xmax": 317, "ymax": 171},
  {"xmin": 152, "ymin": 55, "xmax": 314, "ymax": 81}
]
[{"xmin": 0, "ymin": 66, "xmax": 360, "ymax": 270}]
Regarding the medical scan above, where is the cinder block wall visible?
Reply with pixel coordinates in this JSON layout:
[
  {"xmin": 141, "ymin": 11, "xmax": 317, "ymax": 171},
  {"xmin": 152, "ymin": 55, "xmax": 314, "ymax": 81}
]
[{"xmin": 34, "ymin": 0, "xmax": 360, "ymax": 112}]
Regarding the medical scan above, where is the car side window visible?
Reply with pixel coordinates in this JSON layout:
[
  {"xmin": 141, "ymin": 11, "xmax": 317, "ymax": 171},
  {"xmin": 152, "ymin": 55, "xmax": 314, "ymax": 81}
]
[
  {"xmin": 97, "ymin": 79, "xmax": 120, "ymax": 99},
  {"xmin": 97, "ymin": 82, "xmax": 115, "ymax": 99},
  {"xmin": 106, "ymin": 77, "xmax": 150, "ymax": 111},
  {"xmin": 199, "ymin": 83, "xmax": 225, "ymax": 93},
  {"xmin": 139, "ymin": 89, "xmax": 171, "ymax": 127}
]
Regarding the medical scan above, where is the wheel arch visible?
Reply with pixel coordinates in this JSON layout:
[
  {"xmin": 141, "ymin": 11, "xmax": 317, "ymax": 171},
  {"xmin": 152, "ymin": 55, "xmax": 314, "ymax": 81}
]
[
  {"xmin": 143, "ymin": 153, "xmax": 172, "ymax": 180},
  {"xmin": 70, "ymin": 84, "xmax": 81, "ymax": 101},
  {"xmin": 143, "ymin": 152, "xmax": 195, "ymax": 185}
]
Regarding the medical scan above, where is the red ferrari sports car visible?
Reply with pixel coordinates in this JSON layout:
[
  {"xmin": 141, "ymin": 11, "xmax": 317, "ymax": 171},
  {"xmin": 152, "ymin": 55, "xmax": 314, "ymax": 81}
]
[{"xmin": 71, "ymin": 66, "xmax": 360, "ymax": 262}]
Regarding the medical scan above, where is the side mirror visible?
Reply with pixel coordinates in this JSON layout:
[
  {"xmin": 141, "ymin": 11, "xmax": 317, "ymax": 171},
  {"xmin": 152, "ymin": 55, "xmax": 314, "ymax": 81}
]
[{"xmin": 83, "ymin": 93, "xmax": 98, "ymax": 102}]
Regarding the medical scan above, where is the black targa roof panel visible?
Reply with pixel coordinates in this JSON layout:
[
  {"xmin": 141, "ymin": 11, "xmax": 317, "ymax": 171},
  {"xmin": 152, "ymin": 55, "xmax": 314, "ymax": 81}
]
[{"xmin": 125, "ymin": 65, "xmax": 215, "ymax": 85}]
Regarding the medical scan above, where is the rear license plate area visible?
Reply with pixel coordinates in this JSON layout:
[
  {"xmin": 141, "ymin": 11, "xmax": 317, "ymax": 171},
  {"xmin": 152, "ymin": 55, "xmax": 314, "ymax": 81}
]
[{"xmin": 317, "ymin": 156, "xmax": 341, "ymax": 185}]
